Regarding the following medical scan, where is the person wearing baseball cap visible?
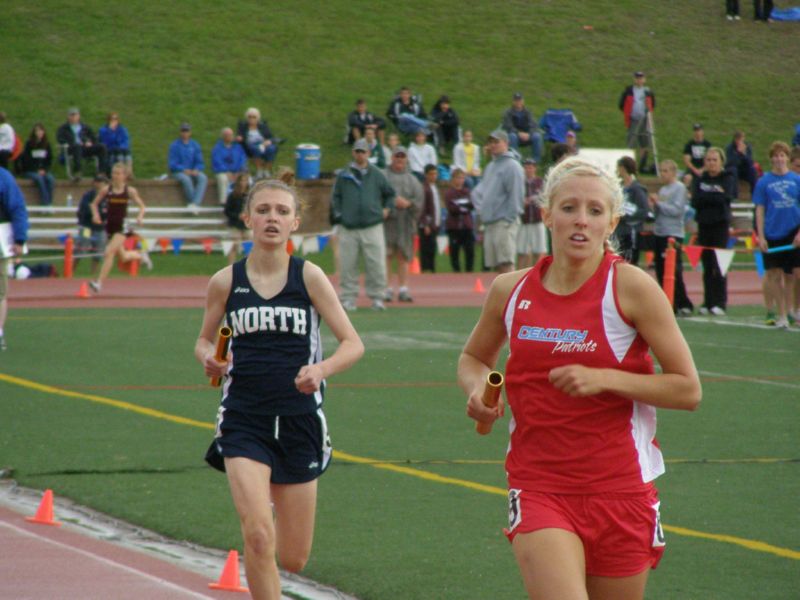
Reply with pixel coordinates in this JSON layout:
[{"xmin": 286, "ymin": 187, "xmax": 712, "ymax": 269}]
[
  {"xmin": 55, "ymin": 107, "xmax": 110, "ymax": 179},
  {"xmin": 501, "ymin": 92, "xmax": 543, "ymax": 163},
  {"xmin": 168, "ymin": 121, "xmax": 208, "ymax": 213},
  {"xmin": 471, "ymin": 129, "xmax": 525, "ymax": 273},
  {"xmin": 618, "ymin": 71, "xmax": 656, "ymax": 174}
]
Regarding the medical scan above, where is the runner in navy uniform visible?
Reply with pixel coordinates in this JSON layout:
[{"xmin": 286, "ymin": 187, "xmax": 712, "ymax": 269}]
[{"xmin": 195, "ymin": 177, "xmax": 364, "ymax": 600}]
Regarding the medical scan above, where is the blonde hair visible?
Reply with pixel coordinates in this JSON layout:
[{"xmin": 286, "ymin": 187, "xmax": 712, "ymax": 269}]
[
  {"xmin": 705, "ymin": 146, "xmax": 726, "ymax": 165},
  {"xmin": 659, "ymin": 159, "xmax": 678, "ymax": 172},
  {"xmin": 541, "ymin": 155, "xmax": 623, "ymax": 252},
  {"xmin": 245, "ymin": 107, "xmax": 261, "ymax": 120},
  {"xmin": 246, "ymin": 171, "xmax": 305, "ymax": 216}
]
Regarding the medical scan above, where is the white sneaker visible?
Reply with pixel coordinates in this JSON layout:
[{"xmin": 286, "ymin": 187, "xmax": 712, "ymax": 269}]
[
  {"xmin": 775, "ymin": 317, "xmax": 790, "ymax": 330},
  {"xmin": 189, "ymin": 204, "xmax": 200, "ymax": 216},
  {"xmin": 341, "ymin": 300, "xmax": 356, "ymax": 312},
  {"xmin": 371, "ymin": 299, "xmax": 386, "ymax": 311},
  {"xmin": 710, "ymin": 306, "xmax": 726, "ymax": 316},
  {"xmin": 384, "ymin": 288, "xmax": 394, "ymax": 302},
  {"xmin": 677, "ymin": 307, "xmax": 693, "ymax": 317},
  {"xmin": 698, "ymin": 307, "xmax": 710, "ymax": 315},
  {"xmin": 140, "ymin": 250, "xmax": 153, "ymax": 270},
  {"xmin": 89, "ymin": 280, "xmax": 101, "ymax": 293}
]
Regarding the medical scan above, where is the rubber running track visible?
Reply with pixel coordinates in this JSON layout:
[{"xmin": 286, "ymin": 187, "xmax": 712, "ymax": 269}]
[{"xmin": 2, "ymin": 270, "xmax": 762, "ymax": 599}]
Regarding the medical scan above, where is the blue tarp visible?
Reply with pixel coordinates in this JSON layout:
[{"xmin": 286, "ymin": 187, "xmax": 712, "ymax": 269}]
[{"xmin": 770, "ymin": 7, "xmax": 800, "ymax": 21}]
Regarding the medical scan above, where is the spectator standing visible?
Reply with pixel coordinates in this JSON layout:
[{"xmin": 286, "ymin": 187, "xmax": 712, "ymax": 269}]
[
  {"xmin": 418, "ymin": 164, "xmax": 441, "ymax": 272},
  {"xmin": 430, "ymin": 95, "xmax": 460, "ymax": 156},
  {"xmin": 691, "ymin": 147, "xmax": 736, "ymax": 316},
  {"xmin": 20, "ymin": 123, "xmax": 55, "ymax": 206},
  {"xmin": 331, "ymin": 139, "xmax": 395, "ymax": 311},
  {"xmin": 407, "ymin": 130, "xmax": 437, "ymax": 181},
  {"xmin": 236, "ymin": 107, "xmax": 280, "ymax": 178},
  {"xmin": 649, "ymin": 159, "xmax": 694, "ymax": 315},
  {"xmin": 724, "ymin": 130, "xmax": 757, "ymax": 198},
  {"xmin": 383, "ymin": 145, "xmax": 423, "ymax": 302},
  {"xmin": 0, "ymin": 167, "xmax": 29, "ymax": 351},
  {"xmin": 726, "ymin": 0, "xmax": 741, "ymax": 19},
  {"xmin": 517, "ymin": 158, "xmax": 546, "ymax": 269},
  {"xmin": 472, "ymin": 130, "xmax": 525, "ymax": 273},
  {"xmin": 363, "ymin": 128, "xmax": 385, "ymax": 169},
  {"xmin": 168, "ymin": 122, "xmax": 208, "ymax": 213},
  {"xmin": 347, "ymin": 99, "xmax": 386, "ymax": 145},
  {"xmin": 0, "ymin": 113, "xmax": 16, "ymax": 170},
  {"xmin": 502, "ymin": 92, "xmax": 543, "ymax": 163},
  {"xmin": 682, "ymin": 123, "xmax": 712, "ymax": 186},
  {"xmin": 618, "ymin": 71, "xmax": 655, "ymax": 174},
  {"xmin": 56, "ymin": 108, "xmax": 109, "ymax": 179},
  {"xmin": 223, "ymin": 173, "xmax": 250, "ymax": 265},
  {"xmin": 614, "ymin": 156, "xmax": 650, "ymax": 265},
  {"xmin": 385, "ymin": 87, "xmax": 429, "ymax": 137},
  {"xmin": 74, "ymin": 174, "xmax": 108, "ymax": 275},
  {"xmin": 211, "ymin": 127, "xmax": 247, "ymax": 205},
  {"xmin": 753, "ymin": 141, "xmax": 800, "ymax": 329},
  {"xmin": 98, "ymin": 112, "xmax": 133, "ymax": 177},
  {"xmin": 753, "ymin": 0, "xmax": 773, "ymax": 21},
  {"xmin": 452, "ymin": 129, "xmax": 482, "ymax": 188},
  {"xmin": 444, "ymin": 168, "xmax": 475, "ymax": 272}
]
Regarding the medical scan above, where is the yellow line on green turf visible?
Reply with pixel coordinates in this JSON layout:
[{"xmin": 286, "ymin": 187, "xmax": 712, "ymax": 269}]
[
  {"xmin": 2, "ymin": 372, "xmax": 797, "ymax": 561},
  {"xmin": 0, "ymin": 373, "xmax": 213, "ymax": 430}
]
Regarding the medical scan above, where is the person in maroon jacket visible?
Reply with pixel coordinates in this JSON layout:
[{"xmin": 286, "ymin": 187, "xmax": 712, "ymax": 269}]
[
  {"xmin": 618, "ymin": 71, "xmax": 656, "ymax": 174},
  {"xmin": 418, "ymin": 164, "xmax": 440, "ymax": 272},
  {"xmin": 444, "ymin": 168, "xmax": 475, "ymax": 272}
]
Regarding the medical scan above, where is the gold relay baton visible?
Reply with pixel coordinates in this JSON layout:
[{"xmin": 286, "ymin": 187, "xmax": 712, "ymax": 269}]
[
  {"xmin": 475, "ymin": 371, "xmax": 504, "ymax": 435},
  {"xmin": 209, "ymin": 326, "xmax": 232, "ymax": 387}
]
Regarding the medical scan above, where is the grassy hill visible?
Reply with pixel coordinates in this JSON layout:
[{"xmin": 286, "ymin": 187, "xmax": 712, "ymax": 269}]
[{"xmin": 4, "ymin": 1, "xmax": 798, "ymax": 178}]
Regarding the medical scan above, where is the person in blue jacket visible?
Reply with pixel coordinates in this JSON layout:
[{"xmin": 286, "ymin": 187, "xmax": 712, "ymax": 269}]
[
  {"xmin": 98, "ymin": 112, "xmax": 133, "ymax": 177},
  {"xmin": 211, "ymin": 127, "xmax": 247, "ymax": 205},
  {"xmin": 168, "ymin": 122, "xmax": 207, "ymax": 212},
  {"xmin": 0, "ymin": 167, "xmax": 29, "ymax": 351}
]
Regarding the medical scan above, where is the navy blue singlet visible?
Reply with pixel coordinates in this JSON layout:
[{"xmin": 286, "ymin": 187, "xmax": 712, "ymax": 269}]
[{"xmin": 221, "ymin": 256, "xmax": 323, "ymax": 415}]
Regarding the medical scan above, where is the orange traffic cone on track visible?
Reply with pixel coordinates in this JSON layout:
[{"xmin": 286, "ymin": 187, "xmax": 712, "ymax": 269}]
[
  {"xmin": 77, "ymin": 282, "xmax": 90, "ymax": 299},
  {"xmin": 209, "ymin": 550, "xmax": 249, "ymax": 592},
  {"xmin": 409, "ymin": 256, "xmax": 421, "ymax": 275},
  {"xmin": 473, "ymin": 278, "xmax": 486, "ymax": 293},
  {"xmin": 25, "ymin": 489, "xmax": 62, "ymax": 526}
]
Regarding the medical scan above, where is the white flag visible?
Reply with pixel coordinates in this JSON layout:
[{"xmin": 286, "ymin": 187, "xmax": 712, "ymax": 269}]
[
  {"xmin": 436, "ymin": 234, "xmax": 449, "ymax": 255},
  {"xmin": 290, "ymin": 234, "xmax": 304, "ymax": 252},
  {"xmin": 714, "ymin": 249, "xmax": 735, "ymax": 277},
  {"xmin": 301, "ymin": 237, "xmax": 320, "ymax": 255},
  {"xmin": 221, "ymin": 241, "xmax": 234, "ymax": 256}
]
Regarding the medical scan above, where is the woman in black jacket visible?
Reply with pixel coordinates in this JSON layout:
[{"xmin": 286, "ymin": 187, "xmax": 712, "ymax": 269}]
[
  {"xmin": 21, "ymin": 123, "xmax": 55, "ymax": 206},
  {"xmin": 691, "ymin": 147, "xmax": 735, "ymax": 315}
]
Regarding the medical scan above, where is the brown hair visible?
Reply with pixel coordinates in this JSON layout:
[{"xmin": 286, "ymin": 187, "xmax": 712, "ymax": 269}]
[
  {"xmin": 246, "ymin": 173, "xmax": 305, "ymax": 216},
  {"xmin": 768, "ymin": 141, "xmax": 791, "ymax": 159}
]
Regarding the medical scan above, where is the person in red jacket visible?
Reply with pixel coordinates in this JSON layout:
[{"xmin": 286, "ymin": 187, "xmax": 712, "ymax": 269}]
[{"xmin": 618, "ymin": 71, "xmax": 656, "ymax": 174}]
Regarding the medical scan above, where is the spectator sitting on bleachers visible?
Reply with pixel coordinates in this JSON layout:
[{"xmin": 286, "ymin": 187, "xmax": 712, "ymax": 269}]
[
  {"xmin": 363, "ymin": 128, "xmax": 386, "ymax": 169},
  {"xmin": 565, "ymin": 131, "xmax": 580, "ymax": 156},
  {"xmin": 0, "ymin": 113, "xmax": 16, "ymax": 171},
  {"xmin": 724, "ymin": 130, "xmax": 757, "ymax": 199},
  {"xmin": 211, "ymin": 127, "xmax": 247, "ymax": 205},
  {"xmin": 792, "ymin": 124, "xmax": 800, "ymax": 147},
  {"xmin": 347, "ymin": 99, "xmax": 386, "ymax": 145},
  {"xmin": 682, "ymin": 123, "xmax": 711, "ymax": 186},
  {"xmin": 452, "ymin": 129, "xmax": 481, "ymax": 189},
  {"xmin": 56, "ymin": 107, "xmax": 109, "ymax": 179},
  {"xmin": 408, "ymin": 130, "xmax": 437, "ymax": 181},
  {"xmin": 98, "ymin": 112, "xmax": 133, "ymax": 178},
  {"xmin": 20, "ymin": 123, "xmax": 55, "ymax": 206},
  {"xmin": 386, "ymin": 87, "xmax": 429, "ymax": 137},
  {"xmin": 430, "ymin": 95, "xmax": 460, "ymax": 156},
  {"xmin": 383, "ymin": 132, "xmax": 401, "ymax": 166},
  {"xmin": 236, "ymin": 107, "xmax": 280, "ymax": 178},
  {"xmin": 168, "ymin": 122, "xmax": 207, "ymax": 213},
  {"xmin": 501, "ymin": 92, "xmax": 543, "ymax": 163}
]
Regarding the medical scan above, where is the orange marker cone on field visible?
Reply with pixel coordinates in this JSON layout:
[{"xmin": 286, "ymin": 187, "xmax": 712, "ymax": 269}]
[
  {"xmin": 409, "ymin": 256, "xmax": 421, "ymax": 275},
  {"xmin": 209, "ymin": 550, "xmax": 249, "ymax": 592},
  {"xmin": 25, "ymin": 489, "xmax": 62, "ymax": 526},
  {"xmin": 77, "ymin": 282, "xmax": 90, "ymax": 299},
  {"xmin": 473, "ymin": 278, "xmax": 486, "ymax": 293}
]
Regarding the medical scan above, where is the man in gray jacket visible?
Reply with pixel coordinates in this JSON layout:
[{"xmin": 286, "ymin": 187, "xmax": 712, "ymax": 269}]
[
  {"xmin": 331, "ymin": 139, "xmax": 396, "ymax": 311},
  {"xmin": 472, "ymin": 130, "xmax": 525, "ymax": 273},
  {"xmin": 383, "ymin": 146, "xmax": 423, "ymax": 302}
]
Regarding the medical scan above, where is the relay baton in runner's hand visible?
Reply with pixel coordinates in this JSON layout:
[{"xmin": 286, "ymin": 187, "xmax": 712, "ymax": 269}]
[
  {"xmin": 476, "ymin": 371, "xmax": 504, "ymax": 435},
  {"xmin": 210, "ymin": 326, "xmax": 232, "ymax": 387}
]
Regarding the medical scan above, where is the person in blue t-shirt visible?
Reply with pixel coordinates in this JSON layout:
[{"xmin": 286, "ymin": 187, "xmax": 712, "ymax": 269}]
[{"xmin": 753, "ymin": 141, "xmax": 800, "ymax": 329}]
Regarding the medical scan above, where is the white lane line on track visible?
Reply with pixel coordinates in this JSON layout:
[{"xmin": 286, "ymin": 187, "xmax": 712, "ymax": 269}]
[
  {"xmin": 0, "ymin": 521, "xmax": 218, "ymax": 599},
  {"xmin": 699, "ymin": 370, "xmax": 800, "ymax": 391}
]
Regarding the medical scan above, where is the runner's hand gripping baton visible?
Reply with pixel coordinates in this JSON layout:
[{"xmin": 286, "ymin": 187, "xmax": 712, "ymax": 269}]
[
  {"xmin": 476, "ymin": 371, "xmax": 504, "ymax": 435},
  {"xmin": 210, "ymin": 326, "xmax": 232, "ymax": 387}
]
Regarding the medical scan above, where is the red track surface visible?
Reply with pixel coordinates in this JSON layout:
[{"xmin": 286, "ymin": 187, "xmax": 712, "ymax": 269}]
[{"xmin": 9, "ymin": 270, "xmax": 763, "ymax": 309}]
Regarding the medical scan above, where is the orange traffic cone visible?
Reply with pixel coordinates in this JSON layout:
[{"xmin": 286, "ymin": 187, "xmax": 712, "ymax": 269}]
[
  {"xmin": 25, "ymin": 489, "xmax": 62, "ymax": 526},
  {"xmin": 409, "ymin": 256, "xmax": 421, "ymax": 275},
  {"xmin": 473, "ymin": 278, "xmax": 486, "ymax": 293},
  {"xmin": 209, "ymin": 550, "xmax": 249, "ymax": 592},
  {"xmin": 77, "ymin": 282, "xmax": 90, "ymax": 299}
]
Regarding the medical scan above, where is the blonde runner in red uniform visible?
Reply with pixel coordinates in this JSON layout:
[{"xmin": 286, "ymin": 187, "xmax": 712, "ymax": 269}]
[{"xmin": 458, "ymin": 156, "xmax": 701, "ymax": 600}]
